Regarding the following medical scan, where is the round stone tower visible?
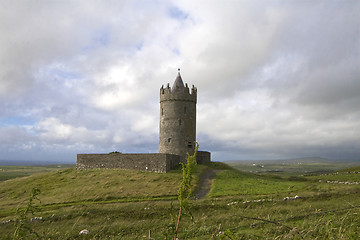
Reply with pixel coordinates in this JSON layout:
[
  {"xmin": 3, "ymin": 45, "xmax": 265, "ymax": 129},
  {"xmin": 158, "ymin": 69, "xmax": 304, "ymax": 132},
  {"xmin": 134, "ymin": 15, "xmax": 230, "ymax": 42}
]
[{"xmin": 159, "ymin": 70, "xmax": 197, "ymax": 163}]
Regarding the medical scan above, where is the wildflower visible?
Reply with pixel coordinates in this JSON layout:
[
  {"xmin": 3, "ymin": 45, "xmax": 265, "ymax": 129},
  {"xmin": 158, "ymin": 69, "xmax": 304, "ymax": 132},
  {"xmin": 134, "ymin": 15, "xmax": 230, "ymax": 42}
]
[
  {"xmin": 30, "ymin": 217, "xmax": 42, "ymax": 222},
  {"xmin": 284, "ymin": 195, "xmax": 300, "ymax": 201},
  {"xmin": 79, "ymin": 229, "xmax": 89, "ymax": 235}
]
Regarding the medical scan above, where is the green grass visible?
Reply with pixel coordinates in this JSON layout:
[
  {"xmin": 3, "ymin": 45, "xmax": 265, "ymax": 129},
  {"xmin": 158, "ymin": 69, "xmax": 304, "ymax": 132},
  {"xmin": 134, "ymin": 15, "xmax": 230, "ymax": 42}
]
[
  {"xmin": 0, "ymin": 161, "xmax": 359, "ymax": 239},
  {"xmin": 308, "ymin": 173, "xmax": 360, "ymax": 182},
  {"xmin": 209, "ymin": 169, "xmax": 306, "ymax": 197},
  {"xmin": 2, "ymin": 195, "xmax": 359, "ymax": 239},
  {"xmin": 338, "ymin": 165, "xmax": 360, "ymax": 173},
  {"xmin": 0, "ymin": 167, "xmax": 184, "ymax": 212}
]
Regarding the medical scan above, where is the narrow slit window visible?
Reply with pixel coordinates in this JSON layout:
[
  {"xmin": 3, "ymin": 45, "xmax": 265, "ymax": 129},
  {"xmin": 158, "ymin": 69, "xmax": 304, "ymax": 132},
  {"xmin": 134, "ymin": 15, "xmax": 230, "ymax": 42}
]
[
  {"xmin": 179, "ymin": 119, "xmax": 182, "ymax": 126},
  {"xmin": 188, "ymin": 142, "xmax": 192, "ymax": 148},
  {"xmin": 184, "ymin": 107, "xmax": 187, "ymax": 114},
  {"xmin": 168, "ymin": 138, "xmax": 171, "ymax": 143},
  {"xmin": 161, "ymin": 108, "xmax": 164, "ymax": 116}
]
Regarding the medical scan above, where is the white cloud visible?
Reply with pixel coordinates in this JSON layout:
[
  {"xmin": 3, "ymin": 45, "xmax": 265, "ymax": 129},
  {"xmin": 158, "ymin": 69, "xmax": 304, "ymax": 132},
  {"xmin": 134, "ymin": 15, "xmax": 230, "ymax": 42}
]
[{"xmin": 0, "ymin": 0, "xmax": 359, "ymax": 162}]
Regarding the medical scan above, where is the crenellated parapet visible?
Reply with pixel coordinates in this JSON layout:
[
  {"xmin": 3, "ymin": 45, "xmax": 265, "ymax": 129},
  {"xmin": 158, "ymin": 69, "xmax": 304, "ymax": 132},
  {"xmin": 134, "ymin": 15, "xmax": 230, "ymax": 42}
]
[{"xmin": 160, "ymin": 75, "xmax": 197, "ymax": 103}]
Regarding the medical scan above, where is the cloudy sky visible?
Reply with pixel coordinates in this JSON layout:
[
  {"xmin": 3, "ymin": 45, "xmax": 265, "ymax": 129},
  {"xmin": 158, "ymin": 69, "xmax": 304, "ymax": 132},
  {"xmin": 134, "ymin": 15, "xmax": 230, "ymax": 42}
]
[{"xmin": 1, "ymin": 0, "xmax": 359, "ymax": 163}]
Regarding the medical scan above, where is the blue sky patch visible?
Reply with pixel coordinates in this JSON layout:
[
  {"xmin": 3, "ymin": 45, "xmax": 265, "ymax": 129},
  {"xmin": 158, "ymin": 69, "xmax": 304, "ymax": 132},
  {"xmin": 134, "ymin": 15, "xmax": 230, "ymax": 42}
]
[
  {"xmin": 93, "ymin": 28, "xmax": 110, "ymax": 47},
  {"xmin": 168, "ymin": 6, "xmax": 188, "ymax": 20},
  {"xmin": 136, "ymin": 41, "xmax": 144, "ymax": 51},
  {"xmin": 0, "ymin": 116, "xmax": 36, "ymax": 127}
]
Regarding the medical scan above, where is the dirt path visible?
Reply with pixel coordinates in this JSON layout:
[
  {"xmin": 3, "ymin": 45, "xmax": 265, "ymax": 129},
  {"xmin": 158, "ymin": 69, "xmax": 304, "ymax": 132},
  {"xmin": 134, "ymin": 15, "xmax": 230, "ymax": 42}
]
[{"xmin": 195, "ymin": 169, "xmax": 221, "ymax": 199}]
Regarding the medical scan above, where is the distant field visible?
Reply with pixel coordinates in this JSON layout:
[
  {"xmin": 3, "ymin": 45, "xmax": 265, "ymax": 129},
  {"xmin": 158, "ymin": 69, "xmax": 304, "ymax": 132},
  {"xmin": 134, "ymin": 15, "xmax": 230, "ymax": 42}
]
[
  {"xmin": 0, "ymin": 164, "xmax": 74, "ymax": 182},
  {"xmin": 0, "ymin": 161, "xmax": 359, "ymax": 239},
  {"xmin": 226, "ymin": 158, "xmax": 359, "ymax": 176}
]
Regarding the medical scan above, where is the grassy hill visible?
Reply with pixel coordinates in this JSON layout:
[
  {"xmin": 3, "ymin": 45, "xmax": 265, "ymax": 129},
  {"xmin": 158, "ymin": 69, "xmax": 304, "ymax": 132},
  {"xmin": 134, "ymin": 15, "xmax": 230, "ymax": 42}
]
[
  {"xmin": 0, "ymin": 162, "xmax": 359, "ymax": 239},
  {"xmin": 0, "ymin": 167, "xmax": 184, "ymax": 210}
]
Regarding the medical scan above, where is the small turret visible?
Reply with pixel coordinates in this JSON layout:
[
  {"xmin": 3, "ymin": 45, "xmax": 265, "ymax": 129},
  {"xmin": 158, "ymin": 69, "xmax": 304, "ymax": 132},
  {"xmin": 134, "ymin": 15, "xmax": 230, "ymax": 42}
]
[
  {"xmin": 160, "ymin": 70, "xmax": 196, "ymax": 103},
  {"xmin": 159, "ymin": 70, "xmax": 197, "ymax": 162},
  {"xmin": 172, "ymin": 71, "xmax": 185, "ymax": 93}
]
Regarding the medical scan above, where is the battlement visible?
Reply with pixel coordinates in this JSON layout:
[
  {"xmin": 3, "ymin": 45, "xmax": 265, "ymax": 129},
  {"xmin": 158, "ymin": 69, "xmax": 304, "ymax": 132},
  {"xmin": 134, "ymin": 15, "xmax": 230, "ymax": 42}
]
[
  {"xmin": 160, "ymin": 71, "xmax": 197, "ymax": 103},
  {"xmin": 160, "ymin": 83, "xmax": 197, "ymax": 102}
]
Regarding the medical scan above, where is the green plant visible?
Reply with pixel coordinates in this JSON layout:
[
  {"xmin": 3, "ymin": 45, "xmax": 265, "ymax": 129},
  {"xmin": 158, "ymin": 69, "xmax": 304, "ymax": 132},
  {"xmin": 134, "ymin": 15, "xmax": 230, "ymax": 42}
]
[
  {"xmin": 174, "ymin": 142, "xmax": 199, "ymax": 239},
  {"xmin": 219, "ymin": 229, "xmax": 237, "ymax": 240},
  {"xmin": 13, "ymin": 188, "xmax": 41, "ymax": 240},
  {"xmin": 109, "ymin": 151, "xmax": 121, "ymax": 154}
]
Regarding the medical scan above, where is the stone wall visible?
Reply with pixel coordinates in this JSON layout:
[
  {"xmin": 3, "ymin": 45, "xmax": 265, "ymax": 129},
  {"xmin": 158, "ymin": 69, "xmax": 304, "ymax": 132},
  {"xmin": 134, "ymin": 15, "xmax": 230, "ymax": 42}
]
[
  {"xmin": 77, "ymin": 153, "xmax": 180, "ymax": 173},
  {"xmin": 197, "ymin": 151, "xmax": 211, "ymax": 164}
]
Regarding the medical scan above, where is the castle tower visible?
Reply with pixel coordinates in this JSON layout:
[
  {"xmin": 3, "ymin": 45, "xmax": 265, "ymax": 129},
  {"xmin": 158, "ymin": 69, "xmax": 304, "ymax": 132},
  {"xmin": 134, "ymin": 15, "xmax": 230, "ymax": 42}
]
[{"xmin": 159, "ymin": 69, "xmax": 197, "ymax": 163}]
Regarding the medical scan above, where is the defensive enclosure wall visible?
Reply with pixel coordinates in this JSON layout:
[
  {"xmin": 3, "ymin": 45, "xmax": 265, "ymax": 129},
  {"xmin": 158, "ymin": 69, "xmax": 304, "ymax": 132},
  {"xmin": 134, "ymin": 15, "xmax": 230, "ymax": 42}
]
[{"xmin": 76, "ymin": 151, "xmax": 210, "ymax": 173}]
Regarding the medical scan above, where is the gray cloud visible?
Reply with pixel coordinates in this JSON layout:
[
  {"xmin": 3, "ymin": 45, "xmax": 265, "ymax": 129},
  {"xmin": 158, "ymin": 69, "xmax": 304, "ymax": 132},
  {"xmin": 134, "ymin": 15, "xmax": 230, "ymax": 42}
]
[{"xmin": 0, "ymin": 0, "xmax": 359, "ymax": 162}]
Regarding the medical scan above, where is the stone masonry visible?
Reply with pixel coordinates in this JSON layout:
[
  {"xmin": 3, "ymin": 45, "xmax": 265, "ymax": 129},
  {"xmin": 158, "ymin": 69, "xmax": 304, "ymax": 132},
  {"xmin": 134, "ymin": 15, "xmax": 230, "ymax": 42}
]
[
  {"xmin": 77, "ymin": 153, "xmax": 180, "ymax": 173},
  {"xmin": 159, "ymin": 70, "xmax": 197, "ymax": 163}
]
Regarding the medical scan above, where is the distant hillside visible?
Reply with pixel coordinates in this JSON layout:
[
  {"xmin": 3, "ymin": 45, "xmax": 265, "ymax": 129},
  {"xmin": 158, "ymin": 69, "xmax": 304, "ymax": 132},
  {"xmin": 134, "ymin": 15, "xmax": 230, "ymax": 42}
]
[
  {"xmin": 0, "ymin": 165, "xmax": 75, "ymax": 182},
  {"xmin": 261, "ymin": 157, "xmax": 331, "ymax": 164},
  {"xmin": 338, "ymin": 165, "xmax": 360, "ymax": 173},
  {"xmin": 0, "ymin": 160, "xmax": 75, "ymax": 166},
  {"xmin": 225, "ymin": 158, "xmax": 360, "ymax": 176},
  {"xmin": 226, "ymin": 157, "xmax": 358, "ymax": 165}
]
